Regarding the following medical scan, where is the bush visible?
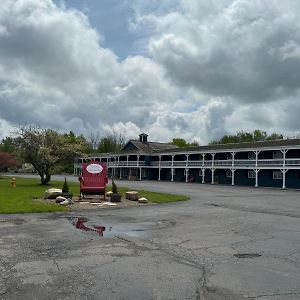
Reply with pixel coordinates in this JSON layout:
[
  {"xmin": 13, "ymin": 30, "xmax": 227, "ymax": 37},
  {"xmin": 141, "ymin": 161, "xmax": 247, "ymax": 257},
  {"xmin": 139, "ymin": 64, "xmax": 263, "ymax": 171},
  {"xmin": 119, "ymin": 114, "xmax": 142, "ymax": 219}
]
[{"xmin": 62, "ymin": 177, "xmax": 69, "ymax": 193}]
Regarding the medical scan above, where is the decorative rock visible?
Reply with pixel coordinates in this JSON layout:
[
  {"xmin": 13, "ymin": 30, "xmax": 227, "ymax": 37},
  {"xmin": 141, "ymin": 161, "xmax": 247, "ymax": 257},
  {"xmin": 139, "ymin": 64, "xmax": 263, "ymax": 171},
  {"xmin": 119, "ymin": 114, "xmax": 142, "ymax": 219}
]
[
  {"xmin": 44, "ymin": 188, "xmax": 62, "ymax": 199},
  {"xmin": 138, "ymin": 197, "xmax": 148, "ymax": 204},
  {"xmin": 126, "ymin": 191, "xmax": 139, "ymax": 201},
  {"xmin": 60, "ymin": 200, "xmax": 70, "ymax": 206},
  {"xmin": 106, "ymin": 191, "xmax": 113, "ymax": 197},
  {"xmin": 55, "ymin": 196, "xmax": 66, "ymax": 203}
]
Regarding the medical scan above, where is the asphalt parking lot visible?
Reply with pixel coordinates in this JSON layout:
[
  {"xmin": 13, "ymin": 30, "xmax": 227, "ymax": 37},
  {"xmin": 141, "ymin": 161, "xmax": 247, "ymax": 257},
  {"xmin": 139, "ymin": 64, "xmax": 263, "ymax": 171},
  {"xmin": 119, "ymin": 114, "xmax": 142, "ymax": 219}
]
[{"xmin": 1, "ymin": 178, "xmax": 300, "ymax": 299}]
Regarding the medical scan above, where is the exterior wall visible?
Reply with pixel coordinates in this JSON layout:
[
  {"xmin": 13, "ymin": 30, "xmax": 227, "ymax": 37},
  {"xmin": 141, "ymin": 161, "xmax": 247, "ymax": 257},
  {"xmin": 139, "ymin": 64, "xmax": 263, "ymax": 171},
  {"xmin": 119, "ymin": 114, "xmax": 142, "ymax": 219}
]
[{"xmin": 75, "ymin": 140, "xmax": 300, "ymax": 190}]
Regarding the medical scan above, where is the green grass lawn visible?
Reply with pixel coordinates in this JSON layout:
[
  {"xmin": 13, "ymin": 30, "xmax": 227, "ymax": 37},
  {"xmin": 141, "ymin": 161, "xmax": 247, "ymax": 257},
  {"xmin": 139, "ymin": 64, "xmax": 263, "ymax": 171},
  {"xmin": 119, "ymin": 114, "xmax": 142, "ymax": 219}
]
[{"xmin": 0, "ymin": 176, "xmax": 189, "ymax": 214}]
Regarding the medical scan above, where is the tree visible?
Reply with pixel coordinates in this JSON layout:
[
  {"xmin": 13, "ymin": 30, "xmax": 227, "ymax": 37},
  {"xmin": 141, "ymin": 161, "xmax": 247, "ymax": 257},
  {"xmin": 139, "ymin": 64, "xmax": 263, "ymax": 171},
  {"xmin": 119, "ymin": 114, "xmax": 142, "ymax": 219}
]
[
  {"xmin": 170, "ymin": 138, "xmax": 199, "ymax": 147},
  {"xmin": 0, "ymin": 137, "xmax": 15, "ymax": 153},
  {"xmin": 97, "ymin": 130, "xmax": 126, "ymax": 153},
  {"xmin": 0, "ymin": 152, "xmax": 17, "ymax": 171},
  {"xmin": 14, "ymin": 126, "xmax": 86, "ymax": 185},
  {"xmin": 209, "ymin": 130, "xmax": 284, "ymax": 145}
]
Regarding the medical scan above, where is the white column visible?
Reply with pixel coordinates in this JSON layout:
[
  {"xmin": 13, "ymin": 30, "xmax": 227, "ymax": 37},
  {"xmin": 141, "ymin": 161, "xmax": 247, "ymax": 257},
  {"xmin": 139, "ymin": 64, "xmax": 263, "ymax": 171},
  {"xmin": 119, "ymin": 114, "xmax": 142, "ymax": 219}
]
[
  {"xmin": 254, "ymin": 169, "xmax": 260, "ymax": 187},
  {"xmin": 202, "ymin": 153, "xmax": 205, "ymax": 167},
  {"xmin": 211, "ymin": 168, "xmax": 215, "ymax": 184},
  {"xmin": 231, "ymin": 169, "xmax": 235, "ymax": 186},
  {"xmin": 119, "ymin": 167, "xmax": 122, "ymax": 179},
  {"xmin": 211, "ymin": 153, "xmax": 215, "ymax": 167},
  {"xmin": 280, "ymin": 149, "xmax": 288, "ymax": 167},
  {"xmin": 171, "ymin": 168, "xmax": 174, "ymax": 182},
  {"xmin": 202, "ymin": 168, "xmax": 205, "ymax": 183},
  {"xmin": 254, "ymin": 150, "xmax": 261, "ymax": 167},
  {"xmin": 127, "ymin": 155, "xmax": 129, "ymax": 167},
  {"xmin": 158, "ymin": 155, "xmax": 161, "ymax": 181},
  {"xmin": 281, "ymin": 169, "xmax": 288, "ymax": 189},
  {"xmin": 231, "ymin": 152, "xmax": 236, "ymax": 167},
  {"xmin": 139, "ymin": 168, "xmax": 142, "ymax": 180},
  {"xmin": 137, "ymin": 155, "xmax": 140, "ymax": 167},
  {"xmin": 171, "ymin": 155, "xmax": 175, "ymax": 167},
  {"xmin": 185, "ymin": 168, "xmax": 189, "ymax": 183}
]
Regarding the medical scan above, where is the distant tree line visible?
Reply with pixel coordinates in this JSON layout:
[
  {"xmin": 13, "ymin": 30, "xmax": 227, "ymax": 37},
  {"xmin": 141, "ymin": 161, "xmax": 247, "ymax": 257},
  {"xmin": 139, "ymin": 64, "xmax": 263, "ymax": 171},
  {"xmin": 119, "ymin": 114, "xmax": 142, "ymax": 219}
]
[{"xmin": 209, "ymin": 130, "xmax": 284, "ymax": 145}]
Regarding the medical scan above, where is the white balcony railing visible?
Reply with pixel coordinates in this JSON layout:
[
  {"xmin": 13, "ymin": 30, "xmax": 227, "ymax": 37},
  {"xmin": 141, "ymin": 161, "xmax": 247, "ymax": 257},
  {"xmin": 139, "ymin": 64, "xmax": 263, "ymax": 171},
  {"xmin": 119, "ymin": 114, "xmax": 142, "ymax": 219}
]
[{"xmin": 74, "ymin": 158, "xmax": 300, "ymax": 169}]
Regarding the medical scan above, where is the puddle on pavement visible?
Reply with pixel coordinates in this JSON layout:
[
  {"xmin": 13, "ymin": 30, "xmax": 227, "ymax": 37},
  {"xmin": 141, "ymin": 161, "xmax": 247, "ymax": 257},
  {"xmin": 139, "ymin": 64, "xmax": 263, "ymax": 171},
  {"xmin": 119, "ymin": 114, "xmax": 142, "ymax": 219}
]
[
  {"xmin": 233, "ymin": 253, "xmax": 262, "ymax": 259},
  {"xmin": 67, "ymin": 217, "xmax": 174, "ymax": 238}
]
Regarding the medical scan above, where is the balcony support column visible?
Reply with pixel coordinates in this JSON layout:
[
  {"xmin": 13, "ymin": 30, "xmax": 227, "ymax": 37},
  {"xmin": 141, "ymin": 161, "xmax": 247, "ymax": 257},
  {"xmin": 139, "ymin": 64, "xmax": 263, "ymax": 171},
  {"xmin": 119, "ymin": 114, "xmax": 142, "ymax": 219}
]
[
  {"xmin": 281, "ymin": 169, "xmax": 288, "ymax": 189},
  {"xmin": 139, "ymin": 168, "xmax": 142, "ymax": 181},
  {"xmin": 254, "ymin": 150, "xmax": 261, "ymax": 167},
  {"xmin": 231, "ymin": 152, "xmax": 236, "ymax": 167},
  {"xmin": 211, "ymin": 153, "xmax": 216, "ymax": 168},
  {"xmin": 137, "ymin": 155, "xmax": 140, "ymax": 167},
  {"xmin": 202, "ymin": 153, "xmax": 205, "ymax": 167},
  {"xmin": 231, "ymin": 169, "xmax": 236, "ymax": 186},
  {"xmin": 280, "ymin": 149, "xmax": 288, "ymax": 167},
  {"xmin": 202, "ymin": 168, "xmax": 205, "ymax": 184},
  {"xmin": 254, "ymin": 169, "xmax": 260, "ymax": 187},
  {"xmin": 185, "ymin": 168, "xmax": 189, "ymax": 183},
  {"xmin": 158, "ymin": 155, "xmax": 161, "ymax": 181},
  {"xmin": 211, "ymin": 168, "xmax": 215, "ymax": 184},
  {"xmin": 127, "ymin": 155, "xmax": 129, "ymax": 167},
  {"xmin": 171, "ymin": 168, "xmax": 174, "ymax": 182}
]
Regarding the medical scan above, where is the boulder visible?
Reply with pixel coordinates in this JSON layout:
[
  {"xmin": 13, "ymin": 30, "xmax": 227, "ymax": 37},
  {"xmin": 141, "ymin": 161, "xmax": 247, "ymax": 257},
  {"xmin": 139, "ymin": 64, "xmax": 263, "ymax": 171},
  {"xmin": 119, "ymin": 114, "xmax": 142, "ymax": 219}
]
[
  {"xmin": 60, "ymin": 199, "xmax": 70, "ymax": 206},
  {"xmin": 126, "ymin": 191, "xmax": 139, "ymax": 201},
  {"xmin": 55, "ymin": 196, "xmax": 66, "ymax": 203},
  {"xmin": 138, "ymin": 197, "xmax": 148, "ymax": 204},
  {"xmin": 44, "ymin": 188, "xmax": 62, "ymax": 199}
]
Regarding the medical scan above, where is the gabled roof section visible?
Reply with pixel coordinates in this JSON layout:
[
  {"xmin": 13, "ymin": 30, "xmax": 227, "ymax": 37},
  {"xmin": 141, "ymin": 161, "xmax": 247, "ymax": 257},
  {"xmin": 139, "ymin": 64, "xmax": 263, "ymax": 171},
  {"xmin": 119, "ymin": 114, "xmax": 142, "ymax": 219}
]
[{"xmin": 120, "ymin": 139, "xmax": 179, "ymax": 154}]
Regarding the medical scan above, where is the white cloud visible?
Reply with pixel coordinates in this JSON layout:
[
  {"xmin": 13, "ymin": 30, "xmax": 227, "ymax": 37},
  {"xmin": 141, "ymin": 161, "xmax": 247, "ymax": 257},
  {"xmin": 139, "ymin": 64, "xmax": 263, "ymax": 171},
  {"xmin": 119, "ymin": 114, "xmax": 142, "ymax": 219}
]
[{"xmin": 1, "ymin": 0, "xmax": 300, "ymax": 145}]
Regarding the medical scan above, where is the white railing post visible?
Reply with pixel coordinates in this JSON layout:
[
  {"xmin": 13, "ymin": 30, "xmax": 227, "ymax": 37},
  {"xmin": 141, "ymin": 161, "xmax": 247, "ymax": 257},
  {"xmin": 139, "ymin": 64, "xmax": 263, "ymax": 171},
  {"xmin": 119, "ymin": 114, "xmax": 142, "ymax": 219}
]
[
  {"xmin": 202, "ymin": 153, "xmax": 205, "ymax": 167},
  {"xmin": 127, "ymin": 155, "xmax": 129, "ymax": 167},
  {"xmin": 137, "ymin": 155, "xmax": 140, "ymax": 167},
  {"xmin": 172, "ymin": 155, "xmax": 175, "ymax": 167}
]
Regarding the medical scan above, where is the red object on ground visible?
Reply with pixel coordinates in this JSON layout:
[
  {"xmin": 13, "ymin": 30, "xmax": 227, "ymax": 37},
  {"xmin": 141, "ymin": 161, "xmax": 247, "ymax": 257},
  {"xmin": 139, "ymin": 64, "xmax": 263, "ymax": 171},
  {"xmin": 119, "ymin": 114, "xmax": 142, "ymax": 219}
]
[{"xmin": 79, "ymin": 161, "xmax": 108, "ymax": 200}]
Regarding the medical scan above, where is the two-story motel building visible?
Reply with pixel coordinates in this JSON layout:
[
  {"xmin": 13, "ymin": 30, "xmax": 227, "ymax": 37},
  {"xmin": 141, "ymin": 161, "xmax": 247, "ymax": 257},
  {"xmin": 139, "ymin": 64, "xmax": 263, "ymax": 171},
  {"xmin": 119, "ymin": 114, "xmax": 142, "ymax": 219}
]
[{"xmin": 74, "ymin": 133, "xmax": 300, "ymax": 189}]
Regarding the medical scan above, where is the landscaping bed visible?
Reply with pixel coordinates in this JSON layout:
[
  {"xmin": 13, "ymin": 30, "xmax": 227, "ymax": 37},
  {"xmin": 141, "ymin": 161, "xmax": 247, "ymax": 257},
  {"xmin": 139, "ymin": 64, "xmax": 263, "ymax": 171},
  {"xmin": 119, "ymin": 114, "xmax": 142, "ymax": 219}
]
[{"xmin": 0, "ymin": 176, "xmax": 189, "ymax": 214}]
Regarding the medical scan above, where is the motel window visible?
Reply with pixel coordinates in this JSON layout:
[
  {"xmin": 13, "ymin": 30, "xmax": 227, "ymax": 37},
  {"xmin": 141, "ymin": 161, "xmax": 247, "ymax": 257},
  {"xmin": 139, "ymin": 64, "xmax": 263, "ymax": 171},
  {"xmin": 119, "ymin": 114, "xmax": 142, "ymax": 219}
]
[
  {"xmin": 123, "ymin": 169, "xmax": 129, "ymax": 177},
  {"xmin": 226, "ymin": 170, "xmax": 232, "ymax": 178},
  {"xmin": 248, "ymin": 171, "xmax": 256, "ymax": 178},
  {"xmin": 273, "ymin": 171, "xmax": 283, "ymax": 179},
  {"xmin": 248, "ymin": 152, "xmax": 255, "ymax": 159},
  {"xmin": 273, "ymin": 151, "xmax": 283, "ymax": 159},
  {"xmin": 131, "ymin": 168, "xmax": 138, "ymax": 177}
]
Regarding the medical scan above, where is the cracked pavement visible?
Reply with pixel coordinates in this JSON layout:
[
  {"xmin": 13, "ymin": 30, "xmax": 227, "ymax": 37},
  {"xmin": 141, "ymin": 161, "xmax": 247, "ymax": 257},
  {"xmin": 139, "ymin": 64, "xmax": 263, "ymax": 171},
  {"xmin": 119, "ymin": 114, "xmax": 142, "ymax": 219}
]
[{"xmin": 1, "ymin": 178, "xmax": 300, "ymax": 299}]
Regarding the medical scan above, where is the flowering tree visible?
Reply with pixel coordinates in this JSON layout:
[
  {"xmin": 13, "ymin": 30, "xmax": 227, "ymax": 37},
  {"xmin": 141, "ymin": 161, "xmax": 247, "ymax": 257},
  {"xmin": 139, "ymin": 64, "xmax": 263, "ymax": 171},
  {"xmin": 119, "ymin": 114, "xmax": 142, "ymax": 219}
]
[{"xmin": 0, "ymin": 152, "xmax": 17, "ymax": 171}]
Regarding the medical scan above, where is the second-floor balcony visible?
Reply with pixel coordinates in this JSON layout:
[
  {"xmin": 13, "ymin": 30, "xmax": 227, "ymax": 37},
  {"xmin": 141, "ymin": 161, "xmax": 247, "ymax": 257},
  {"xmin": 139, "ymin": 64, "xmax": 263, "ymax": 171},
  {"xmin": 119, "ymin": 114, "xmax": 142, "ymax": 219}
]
[{"xmin": 74, "ymin": 158, "xmax": 300, "ymax": 169}]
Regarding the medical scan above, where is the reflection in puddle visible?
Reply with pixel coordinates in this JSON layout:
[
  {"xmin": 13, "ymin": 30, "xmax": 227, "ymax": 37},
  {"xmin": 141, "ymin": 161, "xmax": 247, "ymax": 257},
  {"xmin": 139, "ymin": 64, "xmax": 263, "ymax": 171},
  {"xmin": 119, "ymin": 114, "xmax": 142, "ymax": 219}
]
[
  {"xmin": 69, "ymin": 217, "xmax": 112, "ymax": 237},
  {"xmin": 67, "ymin": 217, "xmax": 176, "ymax": 238}
]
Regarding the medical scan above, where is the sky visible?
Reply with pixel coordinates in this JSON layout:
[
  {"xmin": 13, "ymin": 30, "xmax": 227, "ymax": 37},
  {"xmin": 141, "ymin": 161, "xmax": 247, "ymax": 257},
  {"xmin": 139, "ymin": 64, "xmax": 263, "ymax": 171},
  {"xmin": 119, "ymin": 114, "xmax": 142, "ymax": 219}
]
[{"xmin": 1, "ymin": 0, "xmax": 300, "ymax": 144}]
